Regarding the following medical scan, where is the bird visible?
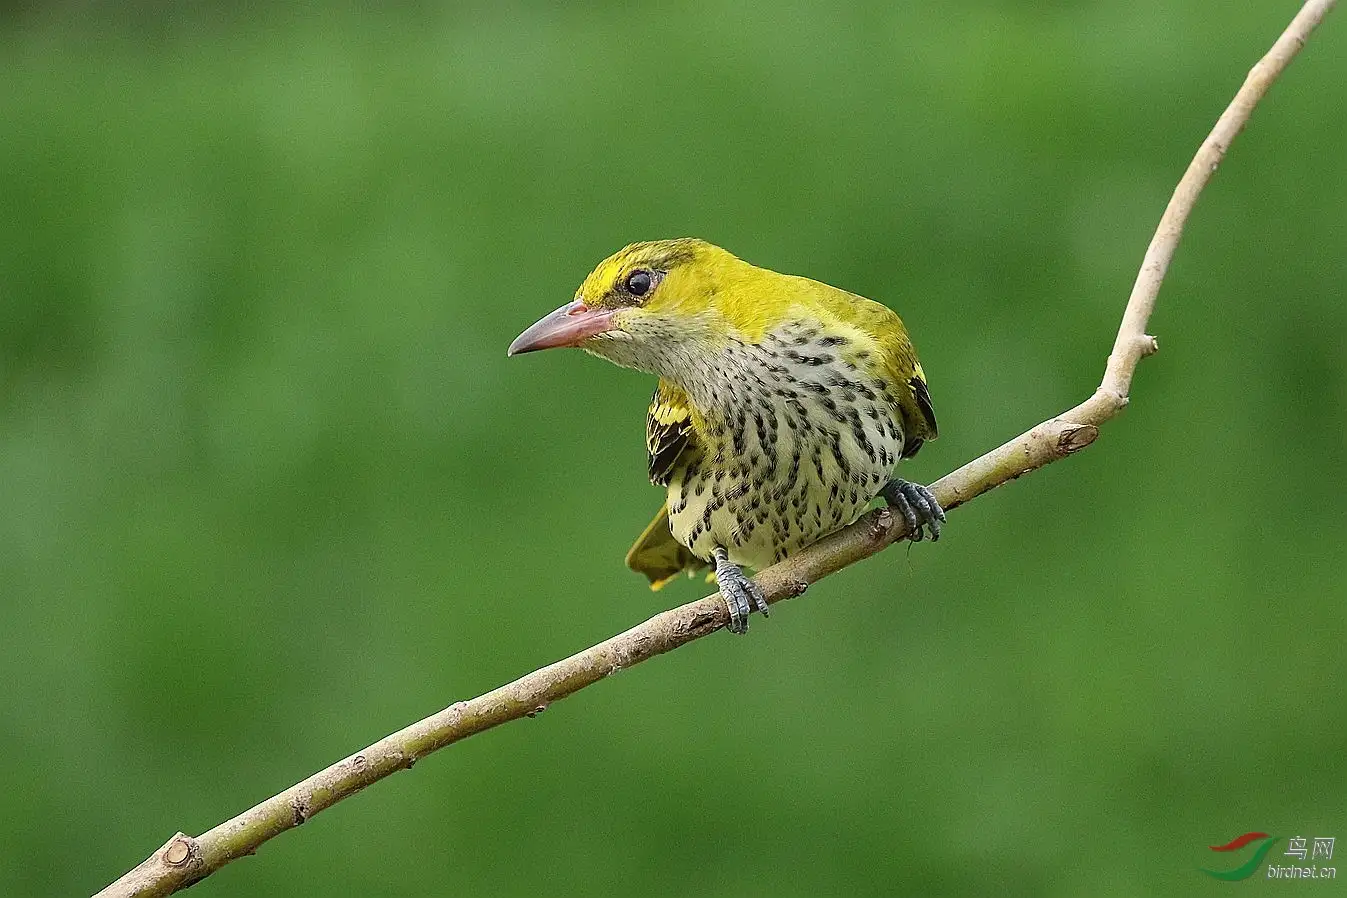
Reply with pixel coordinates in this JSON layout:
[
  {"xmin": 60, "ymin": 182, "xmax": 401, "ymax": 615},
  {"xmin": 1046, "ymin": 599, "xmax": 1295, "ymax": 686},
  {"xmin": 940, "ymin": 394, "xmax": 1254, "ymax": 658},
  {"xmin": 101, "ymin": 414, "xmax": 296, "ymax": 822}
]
[{"xmin": 508, "ymin": 238, "xmax": 943, "ymax": 634}]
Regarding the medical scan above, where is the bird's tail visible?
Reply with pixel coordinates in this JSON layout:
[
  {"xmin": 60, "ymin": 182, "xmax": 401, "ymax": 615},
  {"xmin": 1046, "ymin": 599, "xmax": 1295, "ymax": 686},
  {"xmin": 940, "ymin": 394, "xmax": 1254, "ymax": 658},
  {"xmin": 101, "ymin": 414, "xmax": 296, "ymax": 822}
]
[{"xmin": 625, "ymin": 504, "xmax": 706, "ymax": 590}]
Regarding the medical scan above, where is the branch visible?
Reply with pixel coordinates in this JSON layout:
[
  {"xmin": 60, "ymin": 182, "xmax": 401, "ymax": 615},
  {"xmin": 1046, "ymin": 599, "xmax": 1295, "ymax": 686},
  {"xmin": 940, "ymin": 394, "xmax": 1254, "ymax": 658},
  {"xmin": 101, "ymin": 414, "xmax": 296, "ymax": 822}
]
[{"xmin": 96, "ymin": 3, "xmax": 1336, "ymax": 895}]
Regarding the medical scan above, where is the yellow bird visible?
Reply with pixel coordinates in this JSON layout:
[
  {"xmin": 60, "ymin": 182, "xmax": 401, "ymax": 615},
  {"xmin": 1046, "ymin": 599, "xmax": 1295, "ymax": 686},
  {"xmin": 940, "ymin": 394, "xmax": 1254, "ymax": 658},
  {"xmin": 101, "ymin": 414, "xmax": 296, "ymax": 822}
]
[{"xmin": 509, "ymin": 239, "xmax": 943, "ymax": 633}]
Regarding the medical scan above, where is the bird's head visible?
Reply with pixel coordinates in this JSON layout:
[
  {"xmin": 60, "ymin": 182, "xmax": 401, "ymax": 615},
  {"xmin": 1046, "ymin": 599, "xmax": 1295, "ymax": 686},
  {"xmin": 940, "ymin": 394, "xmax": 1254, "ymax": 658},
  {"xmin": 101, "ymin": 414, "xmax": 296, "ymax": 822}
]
[{"xmin": 508, "ymin": 238, "xmax": 765, "ymax": 377}]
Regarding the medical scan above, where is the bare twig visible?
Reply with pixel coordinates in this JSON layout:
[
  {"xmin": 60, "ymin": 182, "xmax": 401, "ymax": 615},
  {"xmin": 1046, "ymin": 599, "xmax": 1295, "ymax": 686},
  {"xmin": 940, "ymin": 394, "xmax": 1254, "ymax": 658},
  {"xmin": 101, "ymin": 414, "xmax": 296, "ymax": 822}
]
[{"xmin": 95, "ymin": 3, "xmax": 1336, "ymax": 895}]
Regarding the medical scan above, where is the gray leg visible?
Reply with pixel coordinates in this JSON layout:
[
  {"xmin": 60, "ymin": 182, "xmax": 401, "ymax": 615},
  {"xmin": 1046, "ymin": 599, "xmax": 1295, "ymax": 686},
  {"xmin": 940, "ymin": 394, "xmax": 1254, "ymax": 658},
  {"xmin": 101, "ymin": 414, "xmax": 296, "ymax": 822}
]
[
  {"xmin": 712, "ymin": 547, "xmax": 768, "ymax": 635},
  {"xmin": 880, "ymin": 478, "xmax": 947, "ymax": 541}
]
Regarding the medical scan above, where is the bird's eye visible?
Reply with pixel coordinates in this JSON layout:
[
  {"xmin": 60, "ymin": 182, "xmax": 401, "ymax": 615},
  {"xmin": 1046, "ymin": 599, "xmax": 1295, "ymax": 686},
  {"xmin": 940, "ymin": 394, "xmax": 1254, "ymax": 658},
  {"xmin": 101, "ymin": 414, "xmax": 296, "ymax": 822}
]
[{"xmin": 625, "ymin": 269, "xmax": 654, "ymax": 297}]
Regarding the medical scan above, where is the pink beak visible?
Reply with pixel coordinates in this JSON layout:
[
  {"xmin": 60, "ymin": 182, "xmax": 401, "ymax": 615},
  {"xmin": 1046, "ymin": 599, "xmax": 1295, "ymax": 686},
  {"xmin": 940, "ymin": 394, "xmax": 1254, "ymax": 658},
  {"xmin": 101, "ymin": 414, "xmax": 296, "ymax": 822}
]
[{"xmin": 507, "ymin": 300, "xmax": 617, "ymax": 356}]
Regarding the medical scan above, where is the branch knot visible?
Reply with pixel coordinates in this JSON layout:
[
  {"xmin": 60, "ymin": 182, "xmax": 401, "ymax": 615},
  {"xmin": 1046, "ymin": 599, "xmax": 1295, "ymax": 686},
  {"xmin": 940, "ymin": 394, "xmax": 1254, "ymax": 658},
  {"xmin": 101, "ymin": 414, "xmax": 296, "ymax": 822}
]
[
  {"xmin": 162, "ymin": 835, "xmax": 196, "ymax": 868},
  {"xmin": 1056, "ymin": 424, "xmax": 1099, "ymax": 455}
]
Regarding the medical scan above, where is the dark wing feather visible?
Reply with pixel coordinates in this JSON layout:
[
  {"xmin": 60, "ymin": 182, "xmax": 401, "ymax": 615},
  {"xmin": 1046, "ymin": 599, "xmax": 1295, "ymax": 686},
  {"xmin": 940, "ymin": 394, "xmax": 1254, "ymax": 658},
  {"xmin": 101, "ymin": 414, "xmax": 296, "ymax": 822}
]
[
  {"xmin": 909, "ymin": 373, "xmax": 937, "ymax": 438},
  {"xmin": 646, "ymin": 380, "xmax": 695, "ymax": 486}
]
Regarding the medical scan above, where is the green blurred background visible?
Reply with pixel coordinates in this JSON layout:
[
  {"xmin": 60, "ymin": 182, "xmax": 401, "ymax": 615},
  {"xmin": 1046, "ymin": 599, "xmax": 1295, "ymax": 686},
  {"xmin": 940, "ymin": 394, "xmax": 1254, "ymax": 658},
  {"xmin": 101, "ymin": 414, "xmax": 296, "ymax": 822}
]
[{"xmin": 2, "ymin": 2, "xmax": 1344, "ymax": 895}]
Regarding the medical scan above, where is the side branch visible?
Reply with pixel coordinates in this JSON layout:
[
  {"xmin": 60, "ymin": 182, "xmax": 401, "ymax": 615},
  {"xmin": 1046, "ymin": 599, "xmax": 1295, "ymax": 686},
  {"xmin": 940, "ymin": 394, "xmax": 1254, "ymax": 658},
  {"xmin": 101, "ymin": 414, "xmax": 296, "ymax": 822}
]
[{"xmin": 95, "ymin": 2, "xmax": 1336, "ymax": 895}]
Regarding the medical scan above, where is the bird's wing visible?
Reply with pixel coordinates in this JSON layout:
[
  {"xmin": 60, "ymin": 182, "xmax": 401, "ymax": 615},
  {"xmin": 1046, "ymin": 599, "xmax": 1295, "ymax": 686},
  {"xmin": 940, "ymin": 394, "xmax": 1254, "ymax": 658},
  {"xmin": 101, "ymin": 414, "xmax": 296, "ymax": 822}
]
[
  {"xmin": 907, "ymin": 361, "xmax": 938, "ymax": 439},
  {"xmin": 625, "ymin": 504, "xmax": 705, "ymax": 590},
  {"xmin": 802, "ymin": 282, "xmax": 938, "ymax": 448},
  {"xmin": 646, "ymin": 380, "xmax": 695, "ymax": 486},
  {"xmin": 846, "ymin": 305, "xmax": 935, "ymax": 458},
  {"xmin": 867, "ymin": 309, "xmax": 937, "ymax": 447}
]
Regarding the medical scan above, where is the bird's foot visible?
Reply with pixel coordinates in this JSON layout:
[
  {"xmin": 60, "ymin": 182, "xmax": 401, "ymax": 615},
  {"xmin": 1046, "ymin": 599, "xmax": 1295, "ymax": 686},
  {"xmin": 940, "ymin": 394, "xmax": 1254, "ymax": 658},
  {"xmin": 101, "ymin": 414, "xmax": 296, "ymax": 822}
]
[
  {"xmin": 881, "ymin": 478, "xmax": 946, "ymax": 541},
  {"xmin": 712, "ymin": 548, "xmax": 768, "ymax": 635}
]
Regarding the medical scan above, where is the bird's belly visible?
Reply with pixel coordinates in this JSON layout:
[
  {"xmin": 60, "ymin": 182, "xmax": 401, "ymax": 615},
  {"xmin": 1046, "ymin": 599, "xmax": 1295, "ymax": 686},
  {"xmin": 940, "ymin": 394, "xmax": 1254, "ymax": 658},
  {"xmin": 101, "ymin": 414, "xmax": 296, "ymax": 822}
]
[
  {"xmin": 671, "ymin": 488, "xmax": 876, "ymax": 571},
  {"xmin": 666, "ymin": 392, "xmax": 903, "ymax": 571}
]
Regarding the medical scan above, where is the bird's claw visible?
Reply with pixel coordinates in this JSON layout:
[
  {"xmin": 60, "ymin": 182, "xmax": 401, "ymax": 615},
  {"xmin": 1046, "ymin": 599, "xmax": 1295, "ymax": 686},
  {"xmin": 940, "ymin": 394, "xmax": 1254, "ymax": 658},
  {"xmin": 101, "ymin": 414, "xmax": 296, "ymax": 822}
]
[
  {"xmin": 881, "ymin": 478, "xmax": 946, "ymax": 542},
  {"xmin": 713, "ymin": 550, "xmax": 768, "ymax": 635}
]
